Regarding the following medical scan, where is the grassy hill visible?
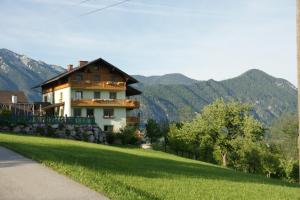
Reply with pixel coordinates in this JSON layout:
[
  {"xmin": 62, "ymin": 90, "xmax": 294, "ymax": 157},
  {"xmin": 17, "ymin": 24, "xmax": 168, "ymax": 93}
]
[{"xmin": 0, "ymin": 133, "xmax": 299, "ymax": 200}]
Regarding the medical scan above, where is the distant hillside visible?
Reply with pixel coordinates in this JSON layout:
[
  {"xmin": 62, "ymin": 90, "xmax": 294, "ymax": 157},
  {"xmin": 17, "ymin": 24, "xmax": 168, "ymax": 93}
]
[
  {"xmin": 0, "ymin": 49, "xmax": 65, "ymax": 101},
  {"xmin": 134, "ymin": 69, "xmax": 297, "ymax": 125}
]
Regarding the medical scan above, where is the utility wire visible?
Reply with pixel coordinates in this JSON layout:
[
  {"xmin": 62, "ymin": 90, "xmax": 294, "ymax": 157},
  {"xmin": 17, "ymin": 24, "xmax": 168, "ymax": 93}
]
[
  {"xmin": 78, "ymin": 0, "xmax": 93, "ymax": 4},
  {"xmin": 80, "ymin": 0, "xmax": 132, "ymax": 16}
]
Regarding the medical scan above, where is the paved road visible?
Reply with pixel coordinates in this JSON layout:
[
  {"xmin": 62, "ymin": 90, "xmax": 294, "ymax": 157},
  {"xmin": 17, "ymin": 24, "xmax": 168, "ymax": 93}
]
[{"xmin": 0, "ymin": 146, "xmax": 109, "ymax": 200}]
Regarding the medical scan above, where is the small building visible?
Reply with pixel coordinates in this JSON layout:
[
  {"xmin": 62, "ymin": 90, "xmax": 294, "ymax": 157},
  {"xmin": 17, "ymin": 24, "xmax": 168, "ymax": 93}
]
[
  {"xmin": 0, "ymin": 90, "xmax": 35, "ymax": 115},
  {"xmin": 0, "ymin": 91, "xmax": 28, "ymax": 104},
  {"xmin": 34, "ymin": 58, "xmax": 141, "ymax": 132}
]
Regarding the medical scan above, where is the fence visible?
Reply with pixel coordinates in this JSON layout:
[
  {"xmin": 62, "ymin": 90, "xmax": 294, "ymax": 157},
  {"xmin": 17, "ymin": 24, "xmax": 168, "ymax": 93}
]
[{"xmin": 0, "ymin": 115, "xmax": 95, "ymax": 125}]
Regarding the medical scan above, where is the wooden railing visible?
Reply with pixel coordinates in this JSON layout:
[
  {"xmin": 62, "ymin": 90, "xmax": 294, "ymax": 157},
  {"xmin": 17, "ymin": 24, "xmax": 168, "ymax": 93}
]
[
  {"xmin": 72, "ymin": 99, "xmax": 140, "ymax": 109},
  {"xmin": 126, "ymin": 116, "xmax": 140, "ymax": 125},
  {"xmin": 70, "ymin": 81, "xmax": 126, "ymax": 90}
]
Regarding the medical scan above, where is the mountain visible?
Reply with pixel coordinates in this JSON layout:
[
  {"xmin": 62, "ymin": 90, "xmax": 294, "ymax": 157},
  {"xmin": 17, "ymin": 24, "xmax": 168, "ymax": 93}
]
[
  {"xmin": 0, "ymin": 49, "xmax": 65, "ymax": 101},
  {"xmin": 133, "ymin": 73, "xmax": 198, "ymax": 86},
  {"xmin": 0, "ymin": 49, "xmax": 296, "ymax": 125},
  {"xmin": 133, "ymin": 69, "xmax": 297, "ymax": 125}
]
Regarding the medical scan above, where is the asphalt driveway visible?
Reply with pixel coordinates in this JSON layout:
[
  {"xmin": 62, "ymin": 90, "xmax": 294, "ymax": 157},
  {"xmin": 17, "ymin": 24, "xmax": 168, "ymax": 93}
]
[{"xmin": 0, "ymin": 146, "xmax": 109, "ymax": 200}]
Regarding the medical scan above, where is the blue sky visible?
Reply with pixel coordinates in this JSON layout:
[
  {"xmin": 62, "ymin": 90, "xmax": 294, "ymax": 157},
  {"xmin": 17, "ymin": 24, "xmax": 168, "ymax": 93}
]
[{"xmin": 0, "ymin": 0, "xmax": 297, "ymax": 84}]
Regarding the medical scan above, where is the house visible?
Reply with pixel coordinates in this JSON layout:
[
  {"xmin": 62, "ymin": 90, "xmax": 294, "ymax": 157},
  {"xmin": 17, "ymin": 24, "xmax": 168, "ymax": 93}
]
[
  {"xmin": 35, "ymin": 58, "xmax": 141, "ymax": 132},
  {"xmin": 0, "ymin": 91, "xmax": 28, "ymax": 104},
  {"xmin": 0, "ymin": 90, "xmax": 49, "ymax": 116}
]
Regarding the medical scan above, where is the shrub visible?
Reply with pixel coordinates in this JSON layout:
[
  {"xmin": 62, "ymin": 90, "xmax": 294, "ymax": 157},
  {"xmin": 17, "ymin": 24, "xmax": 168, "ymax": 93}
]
[
  {"xmin": 0, "ymin": 109, "xmax": 12, "ymax": 116},
  {"xmin": 46, "ymin": 126, "xmax": 56, "ymax": 137},
  {"xmin": 106, "ymin": 132, "xmax": 116, "ymax": 144},
  {"xmin": 118, "ymin": 126, "xmax": 141, "ymax": 145},
  {"xmin": 281, "ymin": 159, "xmax": 299, "ymax": 183}
]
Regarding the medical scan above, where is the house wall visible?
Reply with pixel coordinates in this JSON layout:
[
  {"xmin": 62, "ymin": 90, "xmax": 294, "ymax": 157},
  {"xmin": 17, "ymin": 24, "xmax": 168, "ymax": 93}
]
[
  {"xmin": 71, "ymin": 107, "xmax": 126, "ymax": 132},
  {"xmin": 43, "ymin": 87, "xmax": 71, "ymax": 116}
]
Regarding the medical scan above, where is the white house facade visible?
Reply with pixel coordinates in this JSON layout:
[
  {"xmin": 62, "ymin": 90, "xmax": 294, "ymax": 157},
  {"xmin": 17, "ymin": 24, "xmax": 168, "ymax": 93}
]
[{"xmin": 38, "ymin": 58, "xmax": 141, "ymax": 132}]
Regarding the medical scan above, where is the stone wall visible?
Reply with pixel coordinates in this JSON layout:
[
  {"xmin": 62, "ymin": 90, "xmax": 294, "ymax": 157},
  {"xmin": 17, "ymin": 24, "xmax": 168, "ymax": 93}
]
[{"xmin": 0, "ymin": 123, "xmax": 106, "ymax": 143}]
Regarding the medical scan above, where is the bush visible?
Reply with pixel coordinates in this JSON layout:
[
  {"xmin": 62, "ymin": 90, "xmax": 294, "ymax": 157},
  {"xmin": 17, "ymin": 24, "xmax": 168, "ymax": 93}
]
[
  {"xmin": 118, "ymin": 126, "xmax": 142, "ymax": 145},
  {"xmin": 106, "ymin": 132, "xmax": 116, "ymax": 144},
  {"xmin": 0, "ymin": 109, "xmax": 11, "ymax": 116},
  {"xmin": 281, "ymin": 159, "xmax": 299, "ymax": 183}
]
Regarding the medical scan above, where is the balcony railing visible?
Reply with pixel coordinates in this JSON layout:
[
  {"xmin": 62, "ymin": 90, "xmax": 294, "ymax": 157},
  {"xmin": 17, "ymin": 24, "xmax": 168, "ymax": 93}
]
[
  {"xmin": 126, "ymin": 116, "xmax": 140, "ymax": 125},
  {"xmin": 70, "ymin": 80, "xmax": 126, "ymax": 90},
  {"xmin": 72, "ymin": 99, "xmax": 140, "ymax": 109}
]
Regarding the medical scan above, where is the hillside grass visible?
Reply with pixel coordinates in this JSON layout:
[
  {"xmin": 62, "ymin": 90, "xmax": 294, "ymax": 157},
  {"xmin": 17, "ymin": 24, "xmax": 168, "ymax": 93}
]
[{"xmin": 0, "ymin": 133, "xmax": 299, "ymax": 200}]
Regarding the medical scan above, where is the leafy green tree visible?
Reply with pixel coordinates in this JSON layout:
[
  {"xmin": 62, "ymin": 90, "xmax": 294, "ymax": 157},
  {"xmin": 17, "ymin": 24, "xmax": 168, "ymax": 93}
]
[
  {"xmin": 118, "ymin": 125, "xmax": 141, "ymax": 145},
  {"xmin": 198, "ymin": 99, "xmax": 254, "ymax": 166},
  {"xmin": 269, "ymin": 113, "xmax": 298, "ymax": 160},
  {"xmin": 145, "ymin": 119, "xmax": 162, "ymax": 144},
  {"xmin": 160, "ymin": 119, "xmax": 170, "ymax": 152}
]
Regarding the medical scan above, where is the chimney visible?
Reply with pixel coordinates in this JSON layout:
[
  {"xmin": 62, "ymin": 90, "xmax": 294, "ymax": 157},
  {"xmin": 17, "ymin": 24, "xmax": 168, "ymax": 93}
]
[
  {"xmin": 79, "ymin": 60, "xmax": 88, "ymax": 67},
  {"xmin": 67, "ymin": 64, "xmax": 73, "ymax": 72},
  {"xmin": 12, "ymin": 95, "xmax": 17, "ymax": 104}
]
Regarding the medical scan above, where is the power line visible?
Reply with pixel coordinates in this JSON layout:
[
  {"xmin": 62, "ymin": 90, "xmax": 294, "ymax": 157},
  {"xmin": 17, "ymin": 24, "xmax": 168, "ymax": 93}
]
[
  {"xmin": 78, "ymin": 0, "xmax": 93, "ymax": 4},
  {"xmin": 80, "ymin": 0, "xmax": 132, "ymax": 16}
]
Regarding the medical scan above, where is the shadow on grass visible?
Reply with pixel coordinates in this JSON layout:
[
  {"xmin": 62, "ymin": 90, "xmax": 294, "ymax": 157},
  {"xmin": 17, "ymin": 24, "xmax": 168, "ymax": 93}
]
[{"xmin": 0, "ymin": 135, "xmax": 298, "ymax": 191}]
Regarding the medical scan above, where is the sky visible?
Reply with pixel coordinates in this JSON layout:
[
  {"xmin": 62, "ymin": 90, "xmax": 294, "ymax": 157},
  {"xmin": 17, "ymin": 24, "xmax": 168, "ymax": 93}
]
[{"xmin": 0, "ymin": 0, "xmax": 297, "ymax": 85}]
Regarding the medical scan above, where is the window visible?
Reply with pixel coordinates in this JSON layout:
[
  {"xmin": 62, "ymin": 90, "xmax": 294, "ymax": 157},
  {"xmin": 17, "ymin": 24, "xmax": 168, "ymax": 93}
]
[
  {"xmin": 94, "ymin": 91, "xmax": 101, "ymax": 99},
  {"xmin": 104, "ymin": 125, "xmax": 113, "ymax": 132},
  {"xmin": 103, "ymin": 109, "xmax": 114, "ymax": 118},
  {"xmin": 74, "ymin": 108, "xmax": 81, "ymax": 117},
  {"xmin": 94, "ymin": 66, "xmax": 100, "ymax": 71},
  {"xmin": 44, "ymin": 95, "xmax": 48, "ymax": 102},
  {"xmin": 59, "ymin": 92, "xmax": 63, "ymax": 102},
  {"xmin": 93, "ymin": 74, "xmax": 100, "ymax": 81},
  {"xmin": 109, "ymin": 92, "xmax": 117, "ymax": 99},
  {"xmin": 111, "ymin": 74, "xmax": 116, "ymax": 82},
  {"xmin": 86, "ymin": 108, "xmax": 94, "ymax": 117},
  {"xmin": 75, "ymin": 91, "xmax": 83, "ymax": 100},
  {"xmin": 75, "ymin": 73, "xmax": 83, "ymax": 81}
]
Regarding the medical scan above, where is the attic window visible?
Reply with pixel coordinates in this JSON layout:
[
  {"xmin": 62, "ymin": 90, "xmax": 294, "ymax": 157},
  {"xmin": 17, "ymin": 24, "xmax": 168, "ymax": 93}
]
[
  {"xmin": 75, "ymin": 73, "xmax": 83, "ymax": 81},
  {"xmin": 111, "ymin": 74, "xmax": 116, "ymax": 82},
  {"xmin": 93, "ymin": 75, "xmax": 100, "ymax": 81}
]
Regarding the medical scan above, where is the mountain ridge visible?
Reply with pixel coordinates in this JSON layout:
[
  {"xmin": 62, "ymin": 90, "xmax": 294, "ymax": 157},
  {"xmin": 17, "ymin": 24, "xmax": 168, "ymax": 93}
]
[{"xmin": 0, "ymin": 48, "xmax": 65, "ymax": 101}]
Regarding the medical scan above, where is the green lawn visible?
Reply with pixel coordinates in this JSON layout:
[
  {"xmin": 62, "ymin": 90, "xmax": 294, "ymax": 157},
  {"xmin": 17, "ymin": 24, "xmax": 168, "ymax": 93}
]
[{"xmin": 0, "ymin": 133, "xmax": 299, "ymax": 200}]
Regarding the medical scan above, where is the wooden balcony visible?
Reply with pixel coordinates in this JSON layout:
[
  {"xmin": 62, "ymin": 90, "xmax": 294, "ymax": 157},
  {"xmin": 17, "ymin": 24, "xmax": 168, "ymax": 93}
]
[
  {"xmin": 126, "ymin": 116, "xmax": 140, "ymax": 126},
  {"xmin": 72, "ymin": 99, "xmax": 140, "ymax": 109},
  {"xmin": 70, "ymin": 81, "xmax": 126, "ymax": 91}
]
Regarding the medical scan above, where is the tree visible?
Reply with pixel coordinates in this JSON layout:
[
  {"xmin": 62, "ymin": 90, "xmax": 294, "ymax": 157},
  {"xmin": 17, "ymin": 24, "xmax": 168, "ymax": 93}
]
[
  {"xmin": 145, "ymin": 119, "xmax": 162, "ymax": 144},
  {"xmin": 199, "ymin": 99, "xmax": 253, "ymax": 166},
  {"xmin": 269, "ymin": 113, "xmax": 298, "ymax": 160},
  {"xmin": 160, "ymin": 118, "xmax": 170, "ymax": 152}
]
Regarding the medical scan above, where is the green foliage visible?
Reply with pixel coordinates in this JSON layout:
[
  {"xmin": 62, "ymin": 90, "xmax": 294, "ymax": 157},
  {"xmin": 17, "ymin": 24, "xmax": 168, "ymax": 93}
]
[
  {"xmin": 105, "ymin": 132, "xmax": 116, "ymax": 144},
  {"xmin": 1, "ymin": 133, "xmax": 300, "ymax": 200},
  {"xmin": 167, "ymin": 99, "xmax": 292, "ymax": 180},
  {"xmin": 269, "ymin": 113, "xmax": 298, "ymax": 160},
  {"xmin": 118, "ymin": 125, "xmax": 141, "ymax": 145},
  {"xmin": 0, "ymin": 109, "xmax": 12, "ymax": 116},
  {"xmin": 106, "ymin": 126, "xmax": 142, "ymax": 145},
  {"xmin": 145, "ymin": 119, "xmax": 162, "ymax": 144},
  {"xmin": 280, "ymin": 159, "xmax": 299, "ymax": 183}
]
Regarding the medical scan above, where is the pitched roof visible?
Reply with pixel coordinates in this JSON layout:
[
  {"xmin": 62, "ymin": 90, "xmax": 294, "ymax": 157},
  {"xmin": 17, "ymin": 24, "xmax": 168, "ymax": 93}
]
[
  {"xmin": 126, "ymin": 86, "xmax": 142, "ymax": 96},
  {"xmin": 0, "ymin": 91, "xmax": 28, "ymax": 103},
  {"xmin": 34, "ymin": 58, "xmax": 138, "ymax": 88}
]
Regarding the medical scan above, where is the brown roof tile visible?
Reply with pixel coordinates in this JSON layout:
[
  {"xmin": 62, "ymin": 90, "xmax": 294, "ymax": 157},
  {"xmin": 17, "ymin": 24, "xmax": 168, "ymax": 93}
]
[{"xmin": 0, "ymin": 91, "xmax": 28, "ymax": 103}]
